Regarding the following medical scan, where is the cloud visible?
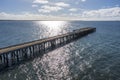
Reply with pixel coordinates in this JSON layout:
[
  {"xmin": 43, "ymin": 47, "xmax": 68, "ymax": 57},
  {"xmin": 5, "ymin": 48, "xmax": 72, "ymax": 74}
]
[
  {"xmin": 62, "ymin": 7, "xmax": 120, "ymax": 20},
  {"xmin": 0, "ymin": 12, "xmax": 71, "ymax": 20},
  {"xmin": 33, "ymin": 0, "xmax": 48, "ymax": 4},
  {"xmin": 55, "ymin": 2, "xmax": 70, "ymax": 7},
  {"xmin": 38, "ymin": 5, "xmax": 62, "ymax": 13},
  {"xmin": 81, "ymin": 0, "xmax": 86, "ymax": 2},
  {"xmin": 32, "ymin": 1, "xmax": 70, "ymax": 13},
  {"xmin": 0, "ymin": 7, "xmax": 120, "ymax": 20},
  {"xmin": 38, "ymin": 9, "xmax": 50, "ymax": 13},
  {"xmin": 82, "ymin": 7, "xmax": 120, "ymax": 18},
  {"xmin": 0, "ymin": 12, "xmax": 44, "ymax": 20},
  {"xmin": 32, "ymin": 4, "xmax": 38, "ymax": 7},
  {"xmin": 69, "ymin": 8, "xmax": 77, "ymax": 12}
]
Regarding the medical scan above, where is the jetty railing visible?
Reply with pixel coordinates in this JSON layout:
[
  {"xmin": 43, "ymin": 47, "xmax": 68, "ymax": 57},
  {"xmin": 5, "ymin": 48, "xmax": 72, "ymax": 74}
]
[{"xmin": 0, "ymin": 27, "xmax": 96, "ymax": 70}]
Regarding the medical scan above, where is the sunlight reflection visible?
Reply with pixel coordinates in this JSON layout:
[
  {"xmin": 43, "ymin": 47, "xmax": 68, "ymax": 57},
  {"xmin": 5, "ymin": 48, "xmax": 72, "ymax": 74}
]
[
  {"xmin": 40, "ymin": 21, "xmax": 67, "ymax": 29},
  {"xmin": 36, "ymin": 21, "xmax": 68, "ymax": 37},
  {"xmin": 32, "ymin": 44, "xmax": 72, "ymax": 80}
]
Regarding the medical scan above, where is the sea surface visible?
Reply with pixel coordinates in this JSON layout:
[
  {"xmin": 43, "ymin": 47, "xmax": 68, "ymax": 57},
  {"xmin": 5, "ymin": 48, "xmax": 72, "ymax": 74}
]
[{"xmin": 0, "ymin": 21, "xmax": 120, "ymax": 80}]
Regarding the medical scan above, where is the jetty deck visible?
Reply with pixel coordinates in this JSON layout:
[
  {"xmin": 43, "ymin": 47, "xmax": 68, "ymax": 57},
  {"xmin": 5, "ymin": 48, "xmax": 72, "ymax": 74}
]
[{"xmin": 0, "ymin": 27, "xmax": 96, "ymax": 70}]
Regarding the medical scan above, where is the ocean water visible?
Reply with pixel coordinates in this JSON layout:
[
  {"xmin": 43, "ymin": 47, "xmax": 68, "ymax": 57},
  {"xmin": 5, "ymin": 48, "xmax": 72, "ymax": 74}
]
[{"xmin": 0, "ymin": 21, "xmax": 120, "ymax": 80}]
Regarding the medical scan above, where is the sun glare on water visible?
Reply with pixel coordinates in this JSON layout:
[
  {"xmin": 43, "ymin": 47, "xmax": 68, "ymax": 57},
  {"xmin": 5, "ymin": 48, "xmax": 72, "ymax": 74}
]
[
  {"xmin": 40, "ymin": 21, "xmax": 67, "ymax": 29},
  {"xmin": 36, "ymin": 21, "xmax": 68, "ymax": 36}
]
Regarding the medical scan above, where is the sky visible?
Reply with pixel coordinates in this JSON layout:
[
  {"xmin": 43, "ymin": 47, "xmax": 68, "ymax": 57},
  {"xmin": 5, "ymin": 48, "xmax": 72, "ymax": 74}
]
[{"xmin": 0, "ymin": 0, "xmax": 120, "ymax": 20}]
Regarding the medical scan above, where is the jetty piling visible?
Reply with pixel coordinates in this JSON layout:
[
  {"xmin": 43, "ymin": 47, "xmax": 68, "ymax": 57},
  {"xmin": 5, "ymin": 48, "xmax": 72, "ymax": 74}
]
[{"xmin": 0, "ymin": 27, "xmax": 96, "ymax": 70}]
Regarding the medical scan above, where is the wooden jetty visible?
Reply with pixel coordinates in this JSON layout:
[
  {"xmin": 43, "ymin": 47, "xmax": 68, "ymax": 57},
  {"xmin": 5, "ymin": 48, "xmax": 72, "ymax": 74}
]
[{"xmin": 0, "ymin": 27, "xmax": 96, "ymax": 70}]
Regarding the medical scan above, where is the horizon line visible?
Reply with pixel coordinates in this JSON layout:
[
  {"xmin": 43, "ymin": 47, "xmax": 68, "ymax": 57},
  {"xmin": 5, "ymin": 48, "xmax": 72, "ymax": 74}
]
[{"xmin": 0, "ymin": 19, "xmax": 120, "ymax": 21}]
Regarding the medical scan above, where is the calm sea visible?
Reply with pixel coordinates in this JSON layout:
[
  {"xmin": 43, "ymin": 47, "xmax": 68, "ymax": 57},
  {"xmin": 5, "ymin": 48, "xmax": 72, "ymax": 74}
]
[{"xmin": 0, "ymin": 21, "xmax": 120, "ymax": 80}]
